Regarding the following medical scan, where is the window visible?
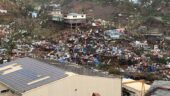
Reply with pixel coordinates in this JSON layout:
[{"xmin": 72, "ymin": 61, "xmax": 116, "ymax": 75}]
[
  {"xmin": 73, "ymin": 16, "xmax": 77, "ymax": 18},
  {"xmin": 92, "ymin": 93, "xmax": 101, "ymax": 96},
  {"xmin": 1, "ymin": 89, "xmax": 9, "ymax": 93}
]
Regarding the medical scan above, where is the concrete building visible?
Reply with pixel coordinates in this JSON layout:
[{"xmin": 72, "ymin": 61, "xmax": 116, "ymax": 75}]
[
  {"xmin": 64, "ymin": 13, "xmax": 86, "ymax": 23},
  {"xmin": 0, "ymin": 9, "xmax": 7, "ymax": 14},
  {"xmin": 0, "ymin": 57, "xmax": 121, "ymax": 96},
  {"xmin": 64, "ymin": 13, "xmax": 86, "ymax": 24},
  {"xmin": 46, "ymin": 4, "xmax": 63, "ymax": 22},
  {"xmin": 50, "ymin": 9, "xmax": 63, "ymax": 21}
]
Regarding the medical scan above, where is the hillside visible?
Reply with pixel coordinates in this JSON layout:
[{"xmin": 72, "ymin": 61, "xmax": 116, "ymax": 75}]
[
  {"xmin": 0, "ymin": 0, "xmax": 169, "ymax": 34},
  {"xmin": 59, "ymin": 0, "xmax": 170, "ymax": 33}
]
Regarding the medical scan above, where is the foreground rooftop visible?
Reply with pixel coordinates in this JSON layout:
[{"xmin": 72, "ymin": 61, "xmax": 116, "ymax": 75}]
[{"xmin": 0, "ymin": 57, "xmax": 67, "ymax": 93}]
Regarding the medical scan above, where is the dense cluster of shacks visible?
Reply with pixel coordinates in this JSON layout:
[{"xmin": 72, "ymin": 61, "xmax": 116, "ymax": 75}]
[
  {"xmin": 1, "ymin": 26, "xmax": 170, "ymax": 81},
  {"xmin": 0, "ymin": 3, "xmax": 170, "ymax": 82}
]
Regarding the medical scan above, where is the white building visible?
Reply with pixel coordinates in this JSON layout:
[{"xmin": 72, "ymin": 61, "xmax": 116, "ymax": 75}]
[
  {"xmin": 64, "ymin": 13, "xmax": 86, "ymax": 24},
  {"xmin": 0, "ymin": 57, "xmax": 121, "ymax": 96},
  {"xmin": 46, "ymin": 4, "xmax": 63, "ymax": 21},
  {"xmin": 0, "ymin": 9, "xmax": 7, "ymax": 14},
  {"xmin": 49, "ymin": 9, "xmax": 63, "ymax": 21}
]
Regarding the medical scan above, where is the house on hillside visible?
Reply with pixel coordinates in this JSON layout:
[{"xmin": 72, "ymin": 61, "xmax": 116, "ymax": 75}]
[
  {"xmin": 50, "ymin": 9, "xmax": 63, "ymax": 21},
  {"xmin": 0, "ymin": 9, "xmax": 7, "ymax": 14},
  {"xmin": 64, "ymin": 13, "xmax": 86, "ymax": 26},
  {"xmin": 46, "ymin": 4, "xmax": 63, "ymax": 22},
  {"xmin": 0, "ymin": 57, "xmax": 121, "ymax": 96},
  {"xmin": 28, "ymin": 11, "xmax": 38, "ymax": 18}
]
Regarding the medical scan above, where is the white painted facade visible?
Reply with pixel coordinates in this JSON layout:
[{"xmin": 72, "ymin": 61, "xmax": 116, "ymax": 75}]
[
  {"xmin": 0, "ymin": 74, "xmax": 121, "ymax": 96},
  {"xmin": 0, "ymin": 9, "xmax": 7, "ymax": 14},
  {"xmin": 22, "ymin": 75, "xmax": 121, "ymax": 96}
]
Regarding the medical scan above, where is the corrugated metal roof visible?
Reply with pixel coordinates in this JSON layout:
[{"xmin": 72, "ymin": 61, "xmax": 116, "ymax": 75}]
[
  {"xmin": 147, "ymin": 81, "xmax": 170, "ymax": 96},
  {"xmin": 0, "ymin": 57, "xmax": 67, "ymax": 93},
  {"xmin": 152, "ymin": 89, "xmax": 170, "ymax": 96},
  {"xmin": 150, "ymin": 81, "xmax": 170, "ymax": 90}
]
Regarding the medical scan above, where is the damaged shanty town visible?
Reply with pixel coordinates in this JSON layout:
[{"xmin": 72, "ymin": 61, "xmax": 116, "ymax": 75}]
[{"xmin": 0, "ymin": 0, "xmax": 170, "ymax": 96}]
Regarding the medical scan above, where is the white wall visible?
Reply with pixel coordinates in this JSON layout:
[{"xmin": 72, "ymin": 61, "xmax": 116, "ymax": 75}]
[
  {"xmin": 50, "ymin": 11, "xmax": 62, "ymax": 16},
  {"xmin": 64, "ymin": 14, "xmax": 86, "ymax": 20},
  {"xmin": 23, "ymin": 75, "xmax": 121, "ymax": 96},
  {"xmin": 0, "ymin": 9, "xmax": 7, "ymax": 13}
]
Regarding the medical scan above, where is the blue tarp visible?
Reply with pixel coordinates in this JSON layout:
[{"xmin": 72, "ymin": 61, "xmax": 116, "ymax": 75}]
[
  {"xmin": 58, "ymin": 57, "xmax": 67, "ymax": 63},
  {"xmin": 148, "ymin": 66, "xmax": 156, "ymax": 72},
  {"xmin": 94, "ymin": 58, "xmax": 100, "ymax": 65},
  {"xmin": 31, "ymin": 12, "xmax": 38, "ymax": 18}
]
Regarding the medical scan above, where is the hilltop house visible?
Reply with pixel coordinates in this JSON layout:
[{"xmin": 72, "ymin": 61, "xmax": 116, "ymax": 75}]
[
  {"xmin": 64, "ymin": 13, "xmax": 86, "ymax": 26},
  {"xmin": 47, "ymin": 4, "xmax": 63, "ymax": 22},
  {"xmin": 0, "ymin": 9, "xmax": 7, "ymax": 14}
]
